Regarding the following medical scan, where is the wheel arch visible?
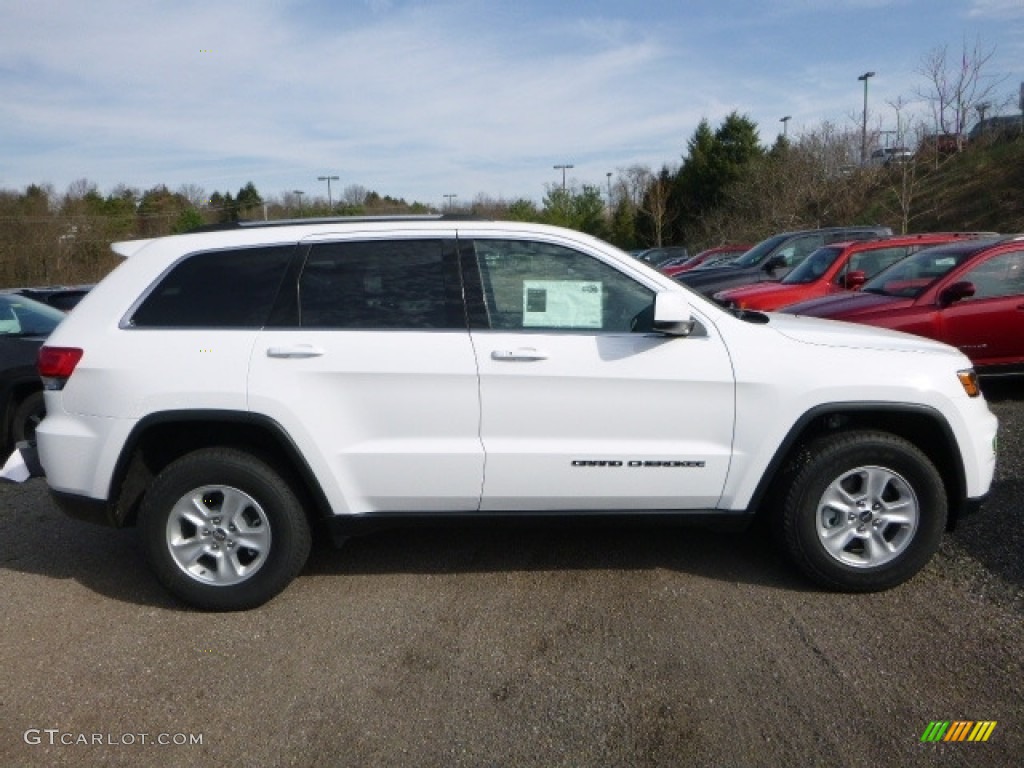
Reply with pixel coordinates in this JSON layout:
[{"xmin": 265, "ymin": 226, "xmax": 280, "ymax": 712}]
[
  {"xmin": 1, "ymin": 376, "xmax": 44, "ymax": 451},
  {"xmin": 750, "ymin": 402, "xmax": 968, "ymax": 530},
  {"xmin": 107, "ymin": 410, "xmax": 334, "ymax": 528}
]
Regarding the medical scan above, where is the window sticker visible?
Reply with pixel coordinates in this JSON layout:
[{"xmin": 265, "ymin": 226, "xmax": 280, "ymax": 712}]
[{"xmin": 522, "ymin": 280, "xmax": 602, "ymax": 328}]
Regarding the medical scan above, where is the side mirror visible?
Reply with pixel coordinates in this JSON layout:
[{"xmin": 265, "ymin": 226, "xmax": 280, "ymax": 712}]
[
  {"xmin": 939, "ymin": 281, "xmax": 975, "ymax": 307},
  {"xmin": 844, "ymin": 270, "xmax": 867, "ymax": 290},
  {"xmin": 653, "ymin": 292, "xmax": 695, "ymax": 336},
  {"xmin": 764, "ymin": 255, "xmax": 786, "ymax": 272}
]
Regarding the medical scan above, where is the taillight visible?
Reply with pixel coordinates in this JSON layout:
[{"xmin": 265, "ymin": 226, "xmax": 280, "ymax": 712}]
[{"xmin": 38, "ymin": 346, "xmax": 83, "ymax": 390}]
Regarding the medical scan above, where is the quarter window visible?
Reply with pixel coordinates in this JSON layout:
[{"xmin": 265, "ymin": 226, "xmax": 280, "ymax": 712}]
[
  {"xmin": 468, "ymin": 240, "xmax": 655, "ymax": 332},
  {"xmin": 130, "ymin": 246, "xmax": 293, "ymax": 328}
]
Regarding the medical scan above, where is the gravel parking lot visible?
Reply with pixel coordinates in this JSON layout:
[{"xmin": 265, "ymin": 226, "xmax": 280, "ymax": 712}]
[{"xmin": 1, "ymin": 383, "xmax": 1021, "ymax": 768}]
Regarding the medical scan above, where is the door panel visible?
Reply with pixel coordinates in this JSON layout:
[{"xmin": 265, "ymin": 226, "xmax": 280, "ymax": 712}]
[
  {"xmin": 472, "ymin": 331, "xmax": 735, "ymax": 510},
  {"xmin": 940, "ymin": 250, "xmax": 1024, "ymax": 366},
  {"xmin": 249, "ymin": 236, "xmax": 484, "ymax": 514},
  {"xmin": 462, "ymin": 237, "xmax": 735, "ymax": 511},
  {"xmin": 250, "ymin": 331, "xmax": 483, "ymax": 513}
]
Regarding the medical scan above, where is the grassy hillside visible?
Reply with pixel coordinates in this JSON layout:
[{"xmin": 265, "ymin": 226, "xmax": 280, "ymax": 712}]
[{"xmin": 893, "ymin": 138, "xmax": 1024, "ymax": 234}]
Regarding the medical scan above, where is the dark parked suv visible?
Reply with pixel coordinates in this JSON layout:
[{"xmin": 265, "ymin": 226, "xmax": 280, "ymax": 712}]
[
  {"xmin": 0, "ymin": 293, "xmax": 67, "ymax": 452},
  {"xmin": 677, "ymin": 226, "xmax": 892, "ymax": 298}
]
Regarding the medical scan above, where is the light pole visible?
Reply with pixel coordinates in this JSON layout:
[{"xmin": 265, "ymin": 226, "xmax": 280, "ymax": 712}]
[
  {"xmin": 858, "ymin": 71, "xmax": 875, "ymax": 164},
  {"xmin": 443, "ymin": 194, "xmax": 457, "ymax": 211},
  {"xmin": 606, "ymin": 172, "xmax": 613, "ymax": 209},
  {"xmin": 317, "ymin": 175, "xmax": 339, "ymax": 210},
  {"xmin": 553, "ymin": 164, "xmax": 574, "ymax": 192},
  {"xmin": 780, "ymin": 115, "xmax": 791, "ymax": 138}
]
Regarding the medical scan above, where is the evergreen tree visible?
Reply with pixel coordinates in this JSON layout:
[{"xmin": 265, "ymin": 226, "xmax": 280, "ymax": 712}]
[
  {"xmin": 236, "ymin": 182, "xmax": 263, "ymax": 218},
  {"xmin": 670, "ymin": 113, "xmax": 764, "ymax": 244}
]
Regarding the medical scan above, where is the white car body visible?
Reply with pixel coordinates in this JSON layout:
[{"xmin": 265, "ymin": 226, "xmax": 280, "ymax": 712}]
[{"xmin": 31, "ymin": 218, "xmax": 998, "ymax": 607}]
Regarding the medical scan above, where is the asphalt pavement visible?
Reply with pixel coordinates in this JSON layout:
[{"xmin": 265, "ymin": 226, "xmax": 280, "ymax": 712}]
[{"xmin": 1, "ymin": 383, "xmax": 1021, "ymax": 767}]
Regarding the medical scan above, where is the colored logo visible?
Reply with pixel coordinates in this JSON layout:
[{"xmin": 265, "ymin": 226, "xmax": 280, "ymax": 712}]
[{"xmin": 921, "ymin": 721, "xmax": 997, "ymax": 742}]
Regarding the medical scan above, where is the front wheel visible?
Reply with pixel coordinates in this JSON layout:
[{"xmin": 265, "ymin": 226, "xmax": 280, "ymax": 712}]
[
  {"xmin": 139, "ymin": 448, "xmax": 311, "ymax": 610},
  {"xmin": 778, "ymin": 431, "xmax": 947, "ymax": 592}
]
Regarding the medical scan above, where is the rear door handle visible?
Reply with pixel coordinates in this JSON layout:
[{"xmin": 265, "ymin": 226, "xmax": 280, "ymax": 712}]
[
  {"xmin": 491, "ymin": 348, "xmax": 549, "ymax": 362},
  {"xmin": 267, "ymin": 345, "xmax": 325, "ymax": 359}
]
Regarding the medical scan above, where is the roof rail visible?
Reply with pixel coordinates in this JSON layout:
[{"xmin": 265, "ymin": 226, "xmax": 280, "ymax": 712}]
[{"xmin": 188, "ymin": 213, "xmax": 490, "ymax": 233}]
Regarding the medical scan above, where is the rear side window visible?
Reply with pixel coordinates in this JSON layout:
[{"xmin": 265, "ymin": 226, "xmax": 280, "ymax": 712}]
[
  {"xmin": 298, "ymin": 239, "xmax": 463, "ymax": 329},
  {"xmin": 130, "ymin": 246, "xmax": 293, "ymax": 328}
]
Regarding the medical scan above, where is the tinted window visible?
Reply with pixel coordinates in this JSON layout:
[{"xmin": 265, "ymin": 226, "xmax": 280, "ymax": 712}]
[
  {"xmin": 783, "ymin": 247, "xmax": 842, "ymax": 284},
  {"xmin": 864, "ymin": 246, "xmax": 977, "ymax": 298},
  {"xmin": 960, "ymin": 251, "xmax": 1024, "ymax": 299},
  {"xmin": 731, "ymin": 234, "xmax": 790, "ymax": 268},
  {"xmin": 299, "ymin": 239, "xmax": 461, "ymax": 329},
  {"xmin": 470, "ymin": 240, "xmax": 654, "ymax": 332},
  {"xmin": 776, "ymin": 234, "xmax": 825, "ymax": 267},
  {"xmin": 131, "ymin": 246, "xmax": 293, "ymax": 328},
  {"xmin": 843, "ymin": 246, "xmax": 911, "ymax": 281}
]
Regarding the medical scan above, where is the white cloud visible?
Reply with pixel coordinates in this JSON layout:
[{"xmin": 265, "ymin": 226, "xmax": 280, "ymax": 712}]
[
  {"xmin": 968, "ymin": 0, "xmax": 1024, "ymax": 19},
  {"xmin": 0, "ymin": 0, "xmax": 1020, "ymax": 204}
]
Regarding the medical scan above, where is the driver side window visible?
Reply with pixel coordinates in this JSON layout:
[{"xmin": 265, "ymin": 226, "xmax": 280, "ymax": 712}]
[
  {"xmin": 469, "ymin": 240, "xmax": 655, "ymax": 332},
  {"xmin": 961, "ymin": 251, "xmax": 1024, "ymax": 300}
]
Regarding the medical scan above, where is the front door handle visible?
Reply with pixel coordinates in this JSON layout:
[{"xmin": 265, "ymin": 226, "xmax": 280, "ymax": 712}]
[
  {"xmin": 491, "ymin": 348, "xmax": 549, "ymax": 362},
  {"xmin": 267, "ymin": 345, "xmax": 325, "ymax": 359}
]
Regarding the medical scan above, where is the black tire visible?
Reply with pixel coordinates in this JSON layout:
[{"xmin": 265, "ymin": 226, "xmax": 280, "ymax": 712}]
[
  {"xmin": 12, "ymin": 390, "xmax": 45, "ymax": 443},
  {"xmin": 138, "ymin": 448, "xmax": 312, "ymax": 611},
  {"xmin": 777, "ymin": 430, "xmax": 947, "ymax": 592}
]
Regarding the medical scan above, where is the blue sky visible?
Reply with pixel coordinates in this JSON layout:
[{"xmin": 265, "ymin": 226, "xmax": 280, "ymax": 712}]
[{"xmin": 1, "ymin": 0, "xmax": 1022, "ymax": 208}]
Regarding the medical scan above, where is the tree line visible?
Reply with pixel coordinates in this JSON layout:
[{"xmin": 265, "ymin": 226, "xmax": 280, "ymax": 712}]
[{"xmin": 1, "ymin": 38, "xmax": 1018, "ymax": 288}]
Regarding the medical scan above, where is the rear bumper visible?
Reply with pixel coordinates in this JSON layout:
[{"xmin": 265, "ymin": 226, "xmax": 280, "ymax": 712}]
[{"xmin": 3, "ymin": 441, "xmax": 121, "ymax": 526}]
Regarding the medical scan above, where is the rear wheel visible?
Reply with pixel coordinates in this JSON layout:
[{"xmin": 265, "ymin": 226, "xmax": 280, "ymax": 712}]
[
  {"xmin": 139, "ymin": 448, "xmax": 311, "ymax": 610},
  {"xmin": 778, "ymin": 431, "xmax": 947, "ymax": 591},
  {"xmin": 12, "ymin": 390, "xmax": 45, "ymax": 443}
]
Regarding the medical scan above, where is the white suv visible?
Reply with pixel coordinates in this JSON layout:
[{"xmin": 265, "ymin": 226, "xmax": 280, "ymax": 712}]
[{"xmin": 33, "ymin": 217, "xmax": 998, "ymax": 609}]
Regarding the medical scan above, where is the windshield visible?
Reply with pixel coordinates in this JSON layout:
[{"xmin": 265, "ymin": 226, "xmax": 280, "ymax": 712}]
[
  {"xmin": 782, "ymin": 246, "xmax": 843, "ymax": 285},
  {"xmin": 861, "ymin": 247, "xmax": 974, "ymax": 298},
  {"xmin": 0, "ymin": 294, "xmax": 66, "ymax": 336},
  {"xmin": 729, "ymin": 234, "xmax": 789, "ymax": 268}
]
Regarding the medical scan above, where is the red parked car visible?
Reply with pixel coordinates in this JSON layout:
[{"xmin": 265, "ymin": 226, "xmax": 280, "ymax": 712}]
[
  {"xmin": 781, "ymin": 236, "xmax": 1024, "ymax": 375},
  {"xmin": 713, "ymin": 233, "xmax": 981, "ymax": 311},
  {"xmin": 660, "ymin": 244, "xmax": 752, "ymax": 277}
]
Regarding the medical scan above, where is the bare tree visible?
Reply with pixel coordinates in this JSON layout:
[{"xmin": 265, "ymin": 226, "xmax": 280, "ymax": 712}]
[
  {"xmin": 342, "ymin": 184, "xmax": 368, "ymax": 207},
  {"xmin": 878, "ymin": 98, "xmax": 931, "ymax": 234},
  {"xmin": 64, "ymin": 178, "xmax": 97, "ymax": 203},
  {"xmin": 915, "ymin": 37, "xmax": 1007, "ymax": 150},
  {"xmin": 176, "ymin": 184, "xmax": 207, "ymax": 208},
  {"xmin": 641, "ymin": 170, "xmax": 674, "ymax": 247},
  {"xmin": 706, "ymin": 123, "xmax": 882, "ymax": 244},
  {"xmin": 616, "ymin": 164, "xmax": 653, "ymax": 213}
]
